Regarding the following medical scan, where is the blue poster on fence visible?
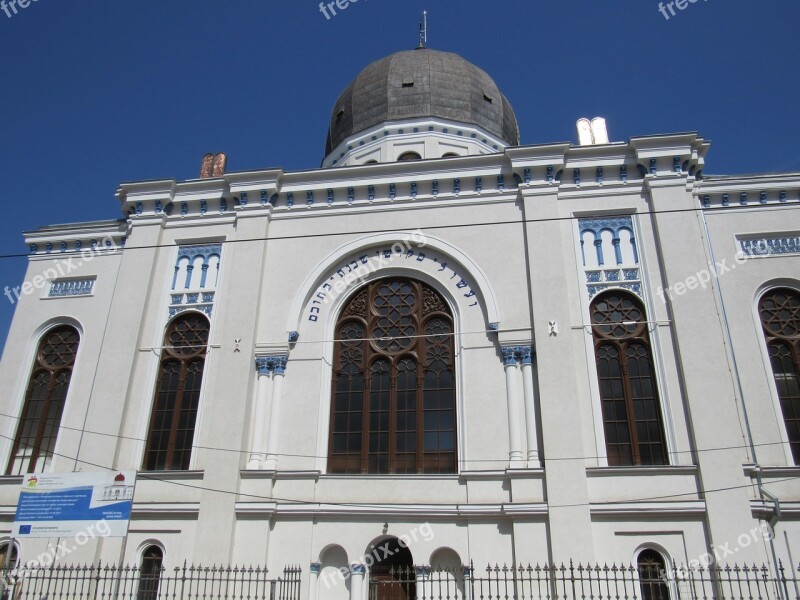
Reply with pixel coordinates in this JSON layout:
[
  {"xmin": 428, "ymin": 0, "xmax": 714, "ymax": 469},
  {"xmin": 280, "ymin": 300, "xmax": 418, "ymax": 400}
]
[{"xmin": 14, "ymin": 471, "xmax": 136, "ymax": 538}]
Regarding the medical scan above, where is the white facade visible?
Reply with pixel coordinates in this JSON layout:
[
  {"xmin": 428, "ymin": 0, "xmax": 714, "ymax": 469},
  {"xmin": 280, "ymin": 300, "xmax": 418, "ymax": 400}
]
[{"xmin": 0, "ymin": 48, "xmax": 799, "ymax": 600}]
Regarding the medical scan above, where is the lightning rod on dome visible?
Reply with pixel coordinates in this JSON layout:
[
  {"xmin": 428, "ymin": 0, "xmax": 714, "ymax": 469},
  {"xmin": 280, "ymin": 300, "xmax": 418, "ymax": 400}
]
[{"xmin": 418, "ymin": 10, "xmax": 428, "ymax": 49}]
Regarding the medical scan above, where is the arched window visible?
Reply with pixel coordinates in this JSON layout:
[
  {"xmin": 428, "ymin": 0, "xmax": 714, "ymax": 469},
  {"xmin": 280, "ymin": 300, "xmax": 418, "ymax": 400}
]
[
  {"xmin": 637, "ymin": 549, "xmax": 670, "ymax": 600},
  {"xmin": 328, "ymin": 279, "xmax": 456, "ymax": 474},
  {"xmin": 143, "ymin": 313, "xmax": 209, "ymax": 471},
  {"xmin": 759, "ymin": 288, "xmax": 800, "ymax": 464},
  {"xmin": 137, "ymin": 545, "xmax": 163, "ymax": 600},
  {"xmin": 0, "ymin": 540, "xmax": 19, "ymax": 571},
  {"xmin": 398, "ymin": 152, "xmax": 422, "ymax": 162},
  {"xmin": 591, "ymin": 292, "xmax": 667, "ymax": 466},
  {"xmin": 7, "ymin": 326, "xmax": 79, "ymax": 475}
]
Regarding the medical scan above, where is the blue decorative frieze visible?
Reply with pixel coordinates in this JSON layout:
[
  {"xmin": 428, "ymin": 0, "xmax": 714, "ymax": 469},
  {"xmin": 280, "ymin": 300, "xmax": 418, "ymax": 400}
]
[
  {"xmin": 596, "ymin": 167, "xmax": 604, "ymax": 185},
  {"xmin": 180, "ymin": 202, "xmax": 188, "ymax": 216},
  {"xmin": 411, "ymin": 182, "xmax": 418, "ymax": 199},
  {"xmin": 171, "ymin": 294, "xmax": 183, "ymax": 305},
  {"xmin": 306, "ymin": 191, "xmax": 314, "ymax": 207},
  {"xmin": 523, "ymin": 167, "xmax": 531, "ymax": 184},
  {"xmin": 29, "ymin": 244, "xmax": 37, "ymax": 253},
  {"xmin": 453, "ymin": 178, "xmax": 461, "ymax": 195},
  {"xmin": 348, "ymin": 187, "xmax": 355, "ymax": 203},
  {"xmin": 261, "ymin": 190, "xmax": 268, "ymax": 206},
  {"xmin": 155, "ymin": 200, "xmax": 163, "ymax": 214},
  {"xmin": 327, "ymin": 189, "xmax": 335, "ymax": 205},
  {"xmin": 623, "ymin": 269, "xmax": 640, "ymax": 281},
  {"xmin": 309, "ymin": 563, "xmax": 321, "ymax": 575},
  {"xmin": 621, "ymin": 283, "xmax": 642, "ymax": 296},
  {"xmin": 169, "ymin": 305, "xmax": 213, "ymax": 318},
  {"xmin": 240, "ymin": 192, "xmax": 248, "ymax": 207},
  {"xmin": 760, "ymin": 192, "xmax": 767, "ymax": 204},
  {"xmin": 201, "ymin": 292, "xmax": 215, "ymax": 303},
  {"xmin": 288, "ymin": 331, "xmax": 300, "ymax": 343},
  {"xmin": 620, "ymin": 164, "xmax": 627, "ymax": 183},
  {"xmin": 186, "ymin": 293, "xmax": 199, "ymax": 304},
  {"xmin": 475, "ymin": 176, "xmax": 482, "ymax": 194},
  {"xmin": 220, "ymin": 198, "xmax": 227, "ymax": 213},
  {"xmin": 546, "ymin": 166, "xmax": 554, "ymax": 184},
  {"xmin": 389, "ymin": 184, "xmax": 396, "ymax": 201},
  {"xmin": 287, "ymin": 192, "xmax": 294, "ymax": 208},
  {"xmin": 739, "ymin": 236, "xmax": 800, "ymax": 257},
  {"xmin": 200, "ymin": 200, "xmax": 207, "ymax": 215},
  {"xmin": 722, "ymin": 194, "xmax": 730, "ymax": 207},
  {"xmin": 673, "ymin": 156, "xmax": 681, "ymax": 173},
  {"xmin": 573, "ymin": 169, "xmax": 581, "ymax": 186},
  {"xmin": 586, "ymin": 271, "xmax": 602, "ymax": 283},
  {"xmin": 702, "ymin": 195, "xmax": 711, "ymax": 208},
  {"xmin": 431, "ymin": 181, "xmax": 439, "ymax": 197},
  {"xmin": 605, "ymin": 270, "xmax": 621, "ymax": 282},
  {"xmin": 48, "ymin": 279, "xmax": 95, "ymax": 298},
  {"xmin": 780, "ymin": 191, "xmax": 787, "ymax": 203},
  {"xmin": 497, "ymin": 174, "xmax": 505, "ymax": 191},
  {"xmin": 649, "ymin": 158, "xmax": 657, "ymax": 174},
  {"xmin": 135, "ymin": 201, "xmax": 143, "ymax": 215},
  {"xmin": 45, "ymin": 243, "xmax": 53, "ymax": 254},
  {"xmin": 368, "ymin": 186, "xmax": 375, "ymax": 202},
  {"xmin": 740, "ymin": 192, "xmax": 748, "ymax": 206},
  {"xmin": 255, "ymin": 355, "xmax": 289, "ymax": 376}
]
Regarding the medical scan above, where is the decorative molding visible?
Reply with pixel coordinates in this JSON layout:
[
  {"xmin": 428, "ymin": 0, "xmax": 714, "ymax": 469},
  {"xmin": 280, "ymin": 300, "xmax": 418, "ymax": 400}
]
[
  {"xmin": 48, "ymin": 279, "xmax": 95, "ymax": 298},
  {"xmin": 739, "ymin": 235, "xmax": 800, "ymax": 257},
  {"xmin": 309, "ymin": 563, "xmax": 321, "ymax": 575}
]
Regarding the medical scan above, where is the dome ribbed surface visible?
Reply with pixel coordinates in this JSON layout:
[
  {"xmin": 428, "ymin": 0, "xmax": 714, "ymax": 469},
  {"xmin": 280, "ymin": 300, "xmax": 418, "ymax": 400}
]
[{"xmin": 325, "ymin": 48, "xmax": 520, "ymax": 156}]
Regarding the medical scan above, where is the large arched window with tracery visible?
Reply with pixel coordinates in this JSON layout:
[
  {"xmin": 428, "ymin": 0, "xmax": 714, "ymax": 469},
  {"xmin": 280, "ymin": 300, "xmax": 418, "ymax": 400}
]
[
  {"xmin": 7, "ymin": 325, "xmax": 80, "ymax": 475},
  {"xmin": 591, "ymin": 292, "xmax": 668, "ymax": 466},
  {"xmin": 759, "ymin": 288, "xmax": 800, "ymax": 464},
  {"xmin": 143, "ymin": 313, "xmax": 210, "ymax": 471},
  {"xmin": 328, "ymin": 278, "xmax": 456, "ymax": 474}
]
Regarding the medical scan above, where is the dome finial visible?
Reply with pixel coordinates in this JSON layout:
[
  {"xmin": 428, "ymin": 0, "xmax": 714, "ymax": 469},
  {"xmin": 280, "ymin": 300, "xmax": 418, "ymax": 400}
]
[{"xmin": 418, "ymin": 10, "xmax": 427, "ymax": 49}]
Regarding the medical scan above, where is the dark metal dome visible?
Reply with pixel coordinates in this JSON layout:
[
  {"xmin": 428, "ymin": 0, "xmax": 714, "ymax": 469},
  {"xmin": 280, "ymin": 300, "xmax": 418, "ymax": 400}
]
[{"xmin": 325, "ymin": 48, "xmax": 520, "ymax": 157}]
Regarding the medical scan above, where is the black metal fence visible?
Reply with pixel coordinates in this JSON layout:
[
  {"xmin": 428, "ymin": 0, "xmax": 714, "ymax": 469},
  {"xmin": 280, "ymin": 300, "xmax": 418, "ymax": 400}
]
[
  {"xmin": 0, "ymin": 563, "xmax": 302, "ymax": 600},
  {"xmin": 368, "ymin": 562, "xmax": 800, "ymax": 600}
]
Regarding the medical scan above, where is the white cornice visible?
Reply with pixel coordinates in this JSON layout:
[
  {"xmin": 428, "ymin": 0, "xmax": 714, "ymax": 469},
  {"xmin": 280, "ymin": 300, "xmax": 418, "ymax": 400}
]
[
  {"xmin": 234, "ymin": 502, "xmax": 548, "ymax": 519},
  {"xmin": 590, "ymin": 501, "xmax": 706, "ymax": 517},
  {"xmin": 132, "ymin": 503, "xmax": 201, "ymax": 517}
]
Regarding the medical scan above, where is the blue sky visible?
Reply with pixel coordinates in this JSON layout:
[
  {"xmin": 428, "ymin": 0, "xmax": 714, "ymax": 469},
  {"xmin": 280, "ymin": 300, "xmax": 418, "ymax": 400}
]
[{"xmin": 0, "ymin": 0, "xmax": 799, "ymax": 349}]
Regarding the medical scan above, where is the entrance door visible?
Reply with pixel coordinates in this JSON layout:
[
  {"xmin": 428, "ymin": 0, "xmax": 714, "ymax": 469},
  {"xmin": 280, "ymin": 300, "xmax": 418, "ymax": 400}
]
[{"xmin": 368, "ymin": 538, "xmax": 416, "ymax": 600}]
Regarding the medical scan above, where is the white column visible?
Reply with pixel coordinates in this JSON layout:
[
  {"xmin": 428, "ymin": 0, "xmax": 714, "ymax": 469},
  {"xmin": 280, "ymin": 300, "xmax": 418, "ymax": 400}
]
[
  {"xmin": 519, "ymin": 346, "xmax": 541, "ymax": 468},
  {"xmin": 349, "ymin": 564, "xmax": 365, "ymax": 600},
  {"xmin": 263, "ymin": 356, "xmax": 287, "ymax": 470},
  {"xmin": 247, "ymin": 358, "xmax": 272, "ymax": 470},
  {"xmin": 308, "ymin": 563, "xmax": 321, "ymax": 600},
  {"xmin": 502, "ymin": 347, "xmax": 525, "ymax": 468}
]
